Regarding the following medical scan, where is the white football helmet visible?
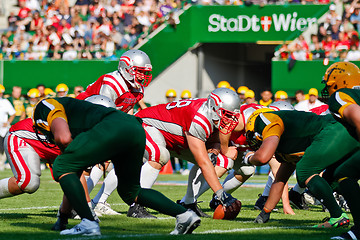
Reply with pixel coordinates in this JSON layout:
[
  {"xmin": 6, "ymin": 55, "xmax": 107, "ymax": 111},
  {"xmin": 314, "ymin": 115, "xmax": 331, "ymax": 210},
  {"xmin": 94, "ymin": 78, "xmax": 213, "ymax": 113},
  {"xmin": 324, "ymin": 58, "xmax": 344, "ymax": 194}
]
[
  {"xmin": 269, "ymin": 101, "xmax": 294, "ymax": 111},
  {"xmin": 85, "ymin": 95, "xmax": 116, "ymax": 108},
  {"xmin": 118, "ymin": 49, "xmax": 152, "ymax": 88},
  {"xmin": 207, "ymin": 87, "xmax": 241, "ymax": 134}
]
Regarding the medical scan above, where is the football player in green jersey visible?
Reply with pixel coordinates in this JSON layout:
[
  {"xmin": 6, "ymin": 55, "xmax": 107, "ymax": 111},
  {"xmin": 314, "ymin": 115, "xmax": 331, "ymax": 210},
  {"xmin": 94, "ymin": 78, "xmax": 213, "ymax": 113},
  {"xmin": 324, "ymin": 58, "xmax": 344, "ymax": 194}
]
[
  {"xmin": 32, "ymin": 97, "xmax": 200, "ymax": 236},
  {"xmin": 243, "ymin": 109, "xmax": 359, "ymax": 228},
  {"xmin": 323, "ymin": 61, "xmax": 360, "ymax": 240}
]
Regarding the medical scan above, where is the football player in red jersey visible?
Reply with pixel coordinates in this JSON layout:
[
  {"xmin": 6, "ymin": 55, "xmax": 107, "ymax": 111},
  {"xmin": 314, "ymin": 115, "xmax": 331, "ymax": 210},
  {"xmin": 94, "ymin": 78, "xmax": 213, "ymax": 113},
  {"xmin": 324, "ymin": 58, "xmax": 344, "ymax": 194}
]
[
  {"xmin": 76, "ymin": 49, "xmax": 152, "ymax": 113},
  {"xmin": 0, "ymin": 118, "xmax": 60, "ymax": 198},
  {"xmin": 75, "ymin": 50, "xmax": 153, "ymax": 217},
  {"xmin": 132, "ymin": 88, "xmax": 242, "ymax": 217}
]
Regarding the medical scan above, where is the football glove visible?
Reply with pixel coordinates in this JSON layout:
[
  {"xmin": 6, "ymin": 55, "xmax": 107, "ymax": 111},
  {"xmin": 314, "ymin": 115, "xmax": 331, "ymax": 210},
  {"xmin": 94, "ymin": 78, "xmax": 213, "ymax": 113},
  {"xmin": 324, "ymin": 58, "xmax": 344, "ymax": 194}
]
[
  {"xmin": 215, "ymin": 189, "xmax": 242, "ymax": 220},
  {"xmin": 254, "ymin": 209, "xmax": 271, "ymax": 224}
]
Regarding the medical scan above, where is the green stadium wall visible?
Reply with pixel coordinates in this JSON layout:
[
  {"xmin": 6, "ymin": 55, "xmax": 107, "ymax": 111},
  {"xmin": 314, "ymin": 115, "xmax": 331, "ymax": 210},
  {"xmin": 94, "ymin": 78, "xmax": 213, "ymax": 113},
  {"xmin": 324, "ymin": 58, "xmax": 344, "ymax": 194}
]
[{"xmin": 271, "ymin": 60, "xmax": 360, "ymax": 97}]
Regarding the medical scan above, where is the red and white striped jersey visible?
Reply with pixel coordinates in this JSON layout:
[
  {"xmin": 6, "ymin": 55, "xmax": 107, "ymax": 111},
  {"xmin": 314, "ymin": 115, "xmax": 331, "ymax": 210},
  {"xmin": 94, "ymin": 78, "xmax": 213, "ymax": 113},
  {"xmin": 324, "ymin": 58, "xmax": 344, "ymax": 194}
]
[
  {"xmin": 231, "ymin": 103, "xmax": 266, "ymax": 151},
  {"xmin": 76, "ymin": 70, "xmax": 144, "ymax": 113},
  {"xmin": 136, "ymin": 98, "xmax": 214, "ymax": 152},
  {"xmin": 9, "ymin": 118, "xmax": 61, "ymax": 161}
]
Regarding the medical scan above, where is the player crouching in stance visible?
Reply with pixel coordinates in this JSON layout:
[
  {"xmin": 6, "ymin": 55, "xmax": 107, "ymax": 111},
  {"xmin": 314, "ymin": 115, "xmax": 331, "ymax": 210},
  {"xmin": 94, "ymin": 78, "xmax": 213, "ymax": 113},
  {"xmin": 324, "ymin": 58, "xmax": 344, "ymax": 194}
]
[
  {"xmin": 245, "ymin": 109, "xmax": 356, "ymax": 228},
  {"xmin": 323, "ymin": 62, "xmax": 360, "ymax": 240},
  {"xmin": 0, "ymin": 118, "xmax": 60, "ymax": 199},
  {"xmin": 32, "ymin": 97, "xmax": 200, "ymax": 236},
  {"xmin": 133, "ymin": 88, "xmax": 242, "ymax": 218}
]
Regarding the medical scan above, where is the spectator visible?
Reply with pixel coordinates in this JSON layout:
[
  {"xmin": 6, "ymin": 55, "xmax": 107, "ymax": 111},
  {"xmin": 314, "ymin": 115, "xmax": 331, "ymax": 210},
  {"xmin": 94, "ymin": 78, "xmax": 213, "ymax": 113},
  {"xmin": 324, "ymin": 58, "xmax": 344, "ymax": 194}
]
[
  {"xmin": 7, "ymin": 86, "xmax": 26, "ymax": 125},
  {"xmin": 244, "ymin": 89, "xmax": 257, "ymax": 104},
  {"xmin": 29, "ymin": 11, "xmax": 44, "ymax": 32},
  {"xmin": 274, "ymin": 90, "xmax": 288, "ymax": 101},
  {"xmin": 294, "ymin": 88, "xmax": 326, "ymax": 112},
  {"xmin": 24, "ymin": 88, "xmax": 40, "ymax": 118},
  {"xmin": 69, "ymin": 85, "xmax": 84, "ymax": 98},
  {"xmin": 36, "ymin": 84, "xmax": 46, "ymax": 99},
  {"xmin": 237, "ymin": 86, "xmax": 248, "ymax": 104},
  {"xmin": 73, "ymin": 0, "xmax": 91, "ymax": 16},
  {"xmin": 350, "ymin": 7, "xmax": 360, "ymax": 32},
  {"xmin": 0, "ymin": 84, "xmax": 15, "ymax": 170},
  {"xmin": 55, "ymin": 83, "xmax": 69, "ymax": 97},
  {"xmin": 295, "ymin": 89, "xmax": 305, "ymax": 104},
  {"xmin": 62, "ymin": 44, "xmax": 78, "ymax": 60},
  {"xmin": 259, "ymin": 90, "xmax": 273, "ymax": 107},
  {"xmin": 7, "ymin": 12, "xmax": 19, "ymax": 33},
  {"xmin": 346, "ymin": 44, "xmax": 360, "ymax": 61}
]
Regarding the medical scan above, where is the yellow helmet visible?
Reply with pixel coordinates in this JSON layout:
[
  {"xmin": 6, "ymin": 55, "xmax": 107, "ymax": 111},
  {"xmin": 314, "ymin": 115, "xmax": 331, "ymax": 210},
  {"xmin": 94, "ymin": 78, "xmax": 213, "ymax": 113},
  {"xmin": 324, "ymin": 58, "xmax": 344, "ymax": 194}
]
[
  {"xmin": 166, "ymin": 89, "xmax": 177, "ymax": 98},
  {"xmin": 322, "ymin": 61, "xmax": 360, "ymax": 97},
  {"xmin": 27, "ymin": 88, "xmax": 40, "ymax": 98},
  {"xmin": 245, "ymin": 108, "xmax": 274, "ymax": 150},
  {"xmin": 237, "ymin": 86, "xmax": 249, "ymax": 95},
  {"xmin": 0, "ymin": 84, "xmax": 4, "ymax": 93},
  {"xmin": 56, "ymin": 83, "xmax": 69, "ymax": 93},
  {"xmin": 181, "ymin": 90, "xmax": 192, "ymax": 99},
  {"xmin": 275, "ymin": 90, "xmax": 288, "ymax": 100},
  {"xmin": 229, "ymin": 86, "xmax": 236, "ymax": 92},
  {"xmin": 244, "ymin": 89, "xmax": 255, "ymax": 99},
  {"xmin": 44, "ymin": 88, "xmax": 55, "ymax": 96},
  {"xmin": 217, "ymin": 81, "xmax": 230, "ymax": 89}
]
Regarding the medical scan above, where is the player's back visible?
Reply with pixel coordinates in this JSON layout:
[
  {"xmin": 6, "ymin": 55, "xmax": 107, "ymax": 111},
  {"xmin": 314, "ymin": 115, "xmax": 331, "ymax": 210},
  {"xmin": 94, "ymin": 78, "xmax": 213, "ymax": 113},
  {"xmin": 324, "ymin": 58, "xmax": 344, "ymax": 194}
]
[{"xmin": 136, "ymin": 98, "xmax": 210, "ymax": 150}]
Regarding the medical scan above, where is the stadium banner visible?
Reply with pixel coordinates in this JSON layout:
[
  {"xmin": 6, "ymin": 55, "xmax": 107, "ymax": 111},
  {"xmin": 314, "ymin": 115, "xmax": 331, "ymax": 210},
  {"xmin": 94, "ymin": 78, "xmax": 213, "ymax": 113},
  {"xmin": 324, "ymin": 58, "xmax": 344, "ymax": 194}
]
[
  {"xmin": 190, "ymin": 4, "xmax": 329, "ymax": 43},
  {"xmin": 140, "ymin": 4, "xmax": 329, "ymax": 77}
]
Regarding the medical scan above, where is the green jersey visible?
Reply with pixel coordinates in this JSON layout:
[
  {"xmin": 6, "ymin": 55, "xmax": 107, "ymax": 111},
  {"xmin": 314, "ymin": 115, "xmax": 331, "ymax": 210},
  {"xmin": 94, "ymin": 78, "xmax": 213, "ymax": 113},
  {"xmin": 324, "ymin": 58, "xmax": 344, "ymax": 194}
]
[
  {"xmin": 328, "ymin": 88, "xmax": 360, "ymax": 140},
  {"xmin": 32, "ymin": 97, "xmax": 119, "ymax": 141},
  {"xmin": 253, "ymin": 111, "xmax": 337, "ymax": 163}
]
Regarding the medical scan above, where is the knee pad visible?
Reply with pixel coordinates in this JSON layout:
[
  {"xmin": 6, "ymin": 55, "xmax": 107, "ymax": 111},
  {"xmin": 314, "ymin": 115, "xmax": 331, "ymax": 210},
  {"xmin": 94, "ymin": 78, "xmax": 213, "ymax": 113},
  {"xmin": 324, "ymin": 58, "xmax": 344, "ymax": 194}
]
[
  {"xmin": 158, "ymin": 146, "xmax": 170, "ymax": 166},
  {"xmin": 21, "ymin": 174, "xmax": 40, "ymax": 194}
]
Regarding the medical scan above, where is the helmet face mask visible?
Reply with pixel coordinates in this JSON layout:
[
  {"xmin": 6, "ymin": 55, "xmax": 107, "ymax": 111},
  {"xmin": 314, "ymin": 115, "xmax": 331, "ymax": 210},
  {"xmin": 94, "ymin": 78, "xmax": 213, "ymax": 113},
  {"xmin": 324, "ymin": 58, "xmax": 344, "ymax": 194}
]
[
  {"xmin": 207, "ymin": 88, "xmax": 241, "ymax": 135},
  {"xmin": 118, "ymin": 50, "xmax": 152, "ymax": 88}
]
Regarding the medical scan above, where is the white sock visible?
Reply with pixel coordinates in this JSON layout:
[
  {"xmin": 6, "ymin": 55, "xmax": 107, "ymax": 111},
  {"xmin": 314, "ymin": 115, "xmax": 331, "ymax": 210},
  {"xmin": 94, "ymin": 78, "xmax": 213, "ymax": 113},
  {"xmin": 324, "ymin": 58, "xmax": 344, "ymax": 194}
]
[
  {"xmin": 87, "ymin": 166, "xmax": 103, "ymax": 193},
  {"xmin": 93, "ymin": 169, "xmax": 117, "ymax": 204},
  {"xmin": 99, "ymin": 169, "xmax": 117, "ymax": 203},
  {"xmin": 292, "ymin": 183, "xmax": 305, "ymax": 194},
  {"xmin": 140, "ymin": 161, "xmax": 160, "ymax": 188},
  {"xmin": 262, "ymin": 171, "xmax": 275, "ymax": 197},
  {"xmin": 222, "ymin": 172, "xmax": 243, "ymax": 194},
  {"xmin": 0, "ymin": 178, "xmax": 13, "ymax": 198},
  {"xmin": 181, "ymin": 165, "xmax": 210, "ymax": 204}
]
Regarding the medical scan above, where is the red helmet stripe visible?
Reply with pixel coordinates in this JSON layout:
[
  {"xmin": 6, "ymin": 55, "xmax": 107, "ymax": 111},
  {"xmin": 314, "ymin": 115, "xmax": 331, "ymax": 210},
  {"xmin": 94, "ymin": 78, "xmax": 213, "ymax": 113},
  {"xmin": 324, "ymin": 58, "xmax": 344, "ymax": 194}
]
[{"xmin": 210, "ymin": 93, "xmax": 221, "ymax": 106}]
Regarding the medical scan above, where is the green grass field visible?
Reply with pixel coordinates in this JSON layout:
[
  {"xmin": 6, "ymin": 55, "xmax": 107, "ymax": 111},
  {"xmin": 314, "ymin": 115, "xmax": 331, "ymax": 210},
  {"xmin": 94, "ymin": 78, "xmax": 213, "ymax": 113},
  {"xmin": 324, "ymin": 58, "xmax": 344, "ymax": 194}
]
[{"xmin": 0, "ymin": 169, "xmax": 352, "ymax": 240}]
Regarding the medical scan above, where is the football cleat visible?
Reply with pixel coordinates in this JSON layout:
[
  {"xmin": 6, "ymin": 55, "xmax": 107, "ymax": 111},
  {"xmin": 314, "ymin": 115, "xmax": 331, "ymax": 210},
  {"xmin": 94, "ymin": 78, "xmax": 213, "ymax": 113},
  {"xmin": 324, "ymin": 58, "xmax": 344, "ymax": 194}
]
[
  {"xmin": 288, "ymin": 188, "xmax": 309, "ymax": 210},
  {"xmin": 127, "ymin": 203, "xmax": 157, "ymax": 218},
  {"xmin": 60, "ymin": 218, "xmax": 101, "ymax": 236},
  {"xmin": 313, "ymin": 213, "xmax": 350, "ymax": 228},
  {"xmin": 170, "ymin": 209, "xmax": 201, "ymax": 235},
  {"xmin": 331, "ymin": 226, "xmax": 360, "ymax": 240},
  {"xmin": 177, "ymin": 200, "xmax": 211, "ymax": 218},
  {"xmin": 94, "ymin": 202, "xmax": 120, "ymax": 216}
]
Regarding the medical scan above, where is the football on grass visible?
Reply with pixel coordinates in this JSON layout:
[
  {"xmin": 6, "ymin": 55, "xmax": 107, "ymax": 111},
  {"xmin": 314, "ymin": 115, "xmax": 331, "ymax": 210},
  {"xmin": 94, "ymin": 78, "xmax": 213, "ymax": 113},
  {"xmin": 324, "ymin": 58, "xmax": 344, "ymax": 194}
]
[{"xmin": 213, "ymin": 200, "xmax": 242, "ymax": 220}]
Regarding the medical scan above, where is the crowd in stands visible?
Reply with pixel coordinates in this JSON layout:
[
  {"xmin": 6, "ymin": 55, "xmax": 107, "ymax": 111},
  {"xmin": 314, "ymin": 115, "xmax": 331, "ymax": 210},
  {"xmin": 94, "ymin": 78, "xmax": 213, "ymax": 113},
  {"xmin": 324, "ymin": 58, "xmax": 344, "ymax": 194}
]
[
  {"xmin": 0, "ymin": 0, "xmax": 184, "ymax": 60},
  {"xmin": 2, "ymin": 0, "xmax": 359, "ymax": 60},
  {"xmin": 274, "ymin": 1, "xmax": 360, "ymax": 62}
]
